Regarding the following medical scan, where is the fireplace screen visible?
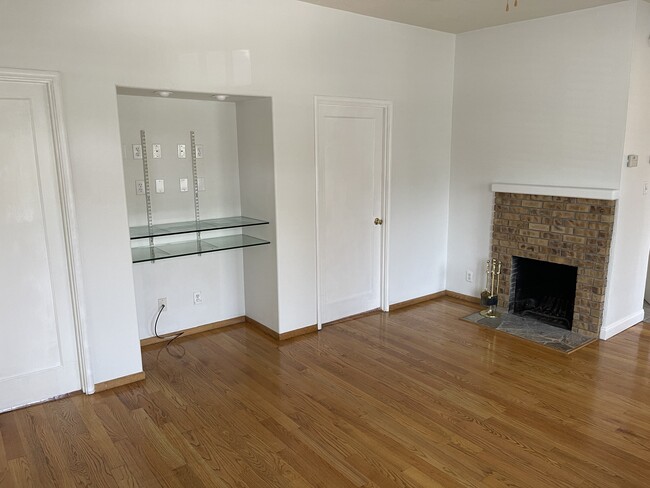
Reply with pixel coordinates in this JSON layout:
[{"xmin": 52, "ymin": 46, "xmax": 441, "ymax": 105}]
[{"xmin": 509, "ymin": 256, "xmax": 578, "ymax": 330}]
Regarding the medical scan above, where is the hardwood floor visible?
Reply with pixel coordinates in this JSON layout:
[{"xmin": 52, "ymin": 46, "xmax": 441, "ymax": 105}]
[{"xmin": 1, "ymin": 297, "xmax": 650, "ymax": 487}]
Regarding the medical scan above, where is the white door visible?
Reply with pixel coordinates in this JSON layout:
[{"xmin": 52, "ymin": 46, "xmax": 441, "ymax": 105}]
[
  {"xmin": 316, "ymin": 98, "xmax": 390, "ymax": 325},
  {"xmin": 0, "ymin": 79, "xmax": 82, "ymax": 411}
]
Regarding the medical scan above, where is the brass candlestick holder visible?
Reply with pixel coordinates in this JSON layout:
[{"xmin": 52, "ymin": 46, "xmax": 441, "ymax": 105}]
[{"xmin": 480, "ymin": 258, "xmax": 502, "ymax": 318}]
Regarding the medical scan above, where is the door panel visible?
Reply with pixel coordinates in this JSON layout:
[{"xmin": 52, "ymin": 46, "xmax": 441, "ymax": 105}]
[
  {"xmin": 317, "ymin": 101, "xmax": 386, "ymax": 324},
  {"xmin": 0, "ymin": 81, "xmax": 81, "ymax": 411}
]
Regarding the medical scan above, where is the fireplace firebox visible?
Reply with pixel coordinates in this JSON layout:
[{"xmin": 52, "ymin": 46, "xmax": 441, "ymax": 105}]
[{"xmin": 509, "ymin": 256, "xmax": 578, "ymax": 330}]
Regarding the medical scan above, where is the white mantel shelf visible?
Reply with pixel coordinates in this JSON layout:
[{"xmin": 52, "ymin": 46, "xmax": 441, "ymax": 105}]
[{"xmin": 491, "ymin": 183, "xmax": 620, "ymax": 201}]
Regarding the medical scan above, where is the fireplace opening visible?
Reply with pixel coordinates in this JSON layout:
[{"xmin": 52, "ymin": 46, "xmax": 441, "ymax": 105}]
[{"xmin": 509, "ymin": 256, "xmax": 578, "ymax": 330}]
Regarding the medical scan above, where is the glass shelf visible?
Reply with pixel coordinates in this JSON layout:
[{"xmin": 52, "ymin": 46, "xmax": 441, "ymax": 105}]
[
  {"xmin": 130, "ymin": 216, "xmax": 269, "ymax": 240},
  {"xmin": 131, "ymin": 234, "xmax": 270, "ymax": 263}
]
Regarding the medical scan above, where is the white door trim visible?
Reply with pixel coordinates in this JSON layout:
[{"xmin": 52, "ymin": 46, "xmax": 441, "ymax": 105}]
[
  {"xmin": 314, "ymin": 96, "xmax": 393, "ymax": 330},
  {"xmin": 0, "ymin": 68, "xmax": 94, "ymax": 394}
]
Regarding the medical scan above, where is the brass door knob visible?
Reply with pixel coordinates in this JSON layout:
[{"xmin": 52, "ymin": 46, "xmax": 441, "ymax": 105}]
[{"xmin": 374, "ymin": 218, "xmax": 383, "ymax": 225}]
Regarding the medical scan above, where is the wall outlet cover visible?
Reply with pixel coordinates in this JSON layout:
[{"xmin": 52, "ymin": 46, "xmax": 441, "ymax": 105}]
[
  {"xmin": 177, "ymin": 144, "xmax": 186, "ymax": 159},
  {"xmin": 152, "ymin": 144, "xmax": 162, "ymax": 159},
  {"xmin": 180, "ymin": 178, "xmax": 189, "ymax": 192},
  {"xmin": 135, "ymin": 180, "xmax": 145, "ymax": 195},
  {"xmin": 195, "ymin": 145, "xmax": 204, "ymax": 159},
  {"xmin": 132, "ymin": 144, "xmax": 142, "ymax": 159}
]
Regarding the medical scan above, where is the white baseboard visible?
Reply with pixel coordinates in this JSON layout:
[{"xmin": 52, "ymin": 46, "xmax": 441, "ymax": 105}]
[{"xmin": 600, "ymin": 310, "xmax": 644, "ymax": 340}]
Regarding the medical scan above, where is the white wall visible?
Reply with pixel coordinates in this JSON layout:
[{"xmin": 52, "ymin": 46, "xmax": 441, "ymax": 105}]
[
  {"xmin": 262, "ymin": 5, "xmax": 456, "ymax": 329},
  {"xmin": 118, "ymin": 95, "xmax": 242, "ymax": 226},
  {"xmin": 237, "ymin": 98, "xmax": 280, "ymax": 332},
  {"xmin": 0, "ymin": 0, "xmax": 455, "ymax": 381},
  {"xmin": 602, "ymin": 0, "xmax": 650, "ymax": 338},
  {"xmin": 448, "ymin": 2, "xmax": 635, "ymax": 297},
  {"xmin": 117, "ymin": 95, "xmax": 247, "ymax": 339}
]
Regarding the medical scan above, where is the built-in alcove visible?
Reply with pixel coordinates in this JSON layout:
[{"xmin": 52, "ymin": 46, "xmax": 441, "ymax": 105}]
[
  {"xmin": 116, "ymin": 88, "xmax": 278, "ymax": 339},
  {"xmin": 509, "ymin": 256, "xmax": 578, "ymax": 330}
]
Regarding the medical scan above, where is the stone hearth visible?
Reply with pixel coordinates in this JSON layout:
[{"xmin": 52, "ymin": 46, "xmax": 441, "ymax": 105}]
[{"xmin": 491, "ymin": 192, "xmax": 616, "ymax": 338}]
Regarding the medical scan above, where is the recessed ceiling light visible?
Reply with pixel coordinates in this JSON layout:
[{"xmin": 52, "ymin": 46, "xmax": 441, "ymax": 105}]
[
  {"xmin": 155, "ymin": 90, "xmax": 173, "ymax": 97},
  {"xmin": 213, "ymin": 94, "xmax": 229, "ymax": 101}
]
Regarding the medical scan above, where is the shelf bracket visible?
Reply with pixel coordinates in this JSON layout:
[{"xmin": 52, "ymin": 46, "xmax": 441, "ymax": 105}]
[
  {"xmin": 140, "ymin": 129, "xmax": 155, "ymax": 262},
  {"xmin": 190, "ymin": 131, "xmax": 202, "ymax": 255}
]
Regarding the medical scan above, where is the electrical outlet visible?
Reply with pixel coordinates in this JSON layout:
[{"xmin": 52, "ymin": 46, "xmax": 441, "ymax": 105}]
[
  {"xmin": 180, "ymin": 178, "xmax": 189, "ymax": 192},
  {"xmin": 195, "ymin": 145, "xmax": 203, "ymax": 159},
  {"xmin": 158, "ymin": 297, "xmax": 167, "ymax": 311},
  {"xmin": 193, "ymin": 291, "xmax": 203, "ymax": 305},
  {"xmin": 152, "ymin": 144, "xmax": 162, "ymax": 159},
  {"xmin": 155, "ymin": 179, "xmax": 165, "ymax": 193},
  {"xmin": 135, "ymin": 180, "xmax": 145, "ymax": 195},
  {"xmin": 466, "ymin": 270, "xmax": 473, "ymax": 283},
  {"xmin": 132, "ymin": 144, "xmax": 142, "ymax": 159},
  {"xmin": 177, "ymin": 144, "xmax": 186, "ymax": 159}
]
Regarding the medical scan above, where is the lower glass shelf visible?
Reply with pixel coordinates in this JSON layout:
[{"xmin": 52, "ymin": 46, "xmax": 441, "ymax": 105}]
[{"xmin": 131, "ymin": 234, "xmax": 270, "ymax": 263}]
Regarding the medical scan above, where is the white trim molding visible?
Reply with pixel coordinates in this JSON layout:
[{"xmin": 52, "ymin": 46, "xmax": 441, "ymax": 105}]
[
  {"xmin": 599, "ymin": 310, "xmax": 644, "ymax": 340},
  {"xmin": 0, "ymin": 68, "xmax": 94, "ymax": 394},
  {"xmin": 491, "ymin": 183, "xmax": 619, "ymax": 200}
]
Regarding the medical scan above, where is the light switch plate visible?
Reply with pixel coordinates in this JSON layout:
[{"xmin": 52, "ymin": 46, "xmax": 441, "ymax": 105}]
[
  {"xmin": 177, "ymin": 144, "xmax": 186, "ymax": 159},
  {"xmin": 152, "ymin": 144, "xmax": 162, "ymax": 159},
  {"xmin": 197, "ymin": 177, "xmax": 205, "ymax": 192},
  {"xmin": 195, "ymin": 145, "xmax": 204, "ymax": 159},
  {"xmin": 132, "ymin": 144, "xmax": 142, "ymax": 159},
  {"xmin": 180, "ymin": 178, "xmax": 189, "ymax": 192},
  {"xmin": 135, "ymin": 180, "xmax": 145, "ymax": 195},
  {"xmin": 155, "ymin": 179, "xmax": 165, "ymax": 193},
  {"xmin": 627, "ymin": 154, "xmax": 639, "ymax": 167}
]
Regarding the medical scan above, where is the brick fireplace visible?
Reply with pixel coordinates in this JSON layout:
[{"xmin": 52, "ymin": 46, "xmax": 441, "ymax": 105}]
[{"xmin": 490, "ymin": 192, "xmax": 616, "ymax": 338}]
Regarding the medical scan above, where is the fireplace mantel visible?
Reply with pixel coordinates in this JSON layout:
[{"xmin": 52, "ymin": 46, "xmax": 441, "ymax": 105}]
[{"xmin": 491, "ymin": 183, "xmax": 619, "ymax": 200}]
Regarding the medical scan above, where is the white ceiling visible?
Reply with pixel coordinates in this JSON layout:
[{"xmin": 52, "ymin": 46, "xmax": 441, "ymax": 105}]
[{"xmin": 297, "ymin": 0, "xmax": 628, "ymax": 33}]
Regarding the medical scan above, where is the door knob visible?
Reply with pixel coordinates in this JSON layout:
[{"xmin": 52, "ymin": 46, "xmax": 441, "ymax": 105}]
[{"xmin": 374, "ymin": 218, "xmax": 383, "ymax": 225}]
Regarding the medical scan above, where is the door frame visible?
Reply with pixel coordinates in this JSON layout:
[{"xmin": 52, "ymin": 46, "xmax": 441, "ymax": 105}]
[
  {"xmin": 314, "ymin": 96, "xmax": 393, "ymax": 330},
  {"xmin": 0, "ymin": 68, "xmax": 94, "ymax": 396}
]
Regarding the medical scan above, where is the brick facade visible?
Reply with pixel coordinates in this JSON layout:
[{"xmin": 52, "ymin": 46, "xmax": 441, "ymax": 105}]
[{"xmin": 491, "ymin": 193, "xmax": 616, "ymax": 337}]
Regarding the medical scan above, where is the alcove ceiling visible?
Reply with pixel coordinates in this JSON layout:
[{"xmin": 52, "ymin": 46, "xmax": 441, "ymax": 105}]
[{"xmin": 297, "ymin": 0, "xmax": 629, "ymax": 33}]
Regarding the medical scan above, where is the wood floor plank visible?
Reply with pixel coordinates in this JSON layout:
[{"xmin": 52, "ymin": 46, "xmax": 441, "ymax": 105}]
[
  {"xmin": 69, "ymin": 395, "xmax": 125, "ymax": 470},
  {"xmin": 182, "ymin": 427, "xmax": 274, "ymax": 488},
  {"xmin": 260, "ymin": 417, "xmax": 359, "ymax": 488},
  {"xmin": 5, "ymin": 458, "xmax": 33, "ymax": 488},
  {"xmin": 13, "ymin": 405, "xmax": 79, "ymax": 487},
  {"xmin": 112, "ymin": 439, "xmax": 169, "ymax": 488},
  {"xmin": 130, "ymin": 408, "xmax": 185, "ymax": 472},
  {"xmin": 0, "ymin": 431, "xmax": 7, "ymax": 475},
  {"xmin": 1, "ymin": 297, "xmax": 650, "ymax": 487},
  {"xmin": 0, "ymin": 415, "xmax": 24, "ymax": 462},
  {"xmin": 160, "ymin": 422, "xmax": 250, "ymax": 488},
  {"xmin": 110, "ymin": 465, "xmax": 141, "ymax": 488}
]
